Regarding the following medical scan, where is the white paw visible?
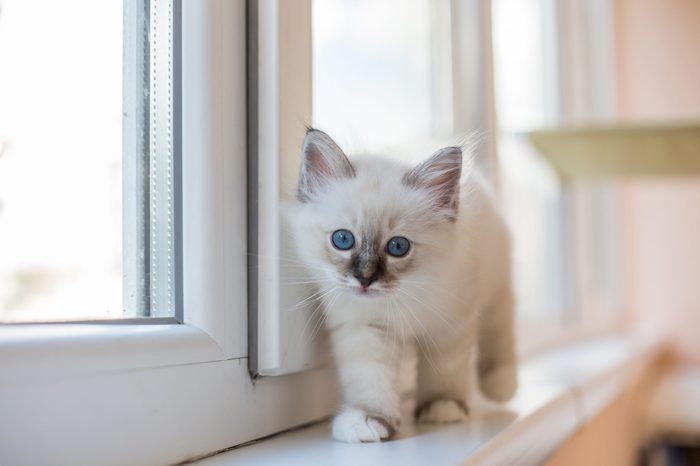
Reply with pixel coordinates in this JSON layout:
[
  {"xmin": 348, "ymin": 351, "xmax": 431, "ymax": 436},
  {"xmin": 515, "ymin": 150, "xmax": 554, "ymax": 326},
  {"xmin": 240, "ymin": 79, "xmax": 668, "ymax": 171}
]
[
  {"xmin": 479, "ymin": 363, "xmax": 518, "ymax": 402},
  {"xmin": 415, "ymin": 399, "xmax": 469, "ymax": 424},
  {"xmin": 331, "ymin": 408, "xmax": 397, "ymax": 443}
]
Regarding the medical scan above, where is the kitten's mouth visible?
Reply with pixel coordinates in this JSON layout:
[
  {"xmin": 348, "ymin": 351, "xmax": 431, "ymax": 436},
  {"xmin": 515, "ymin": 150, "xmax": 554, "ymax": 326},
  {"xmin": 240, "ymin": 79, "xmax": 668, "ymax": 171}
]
[{"xmin": 337, "ymin": 283, "xmax": 384, "ymax": 297}]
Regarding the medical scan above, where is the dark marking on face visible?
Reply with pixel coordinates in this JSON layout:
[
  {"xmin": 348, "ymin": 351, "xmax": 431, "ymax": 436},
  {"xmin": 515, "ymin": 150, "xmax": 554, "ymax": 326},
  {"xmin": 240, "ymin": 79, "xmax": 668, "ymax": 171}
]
[
  {"xmin": 348, "ymin": 233, "xmax": 386, "ymax": 287},
  {"xmin": 324, "ymin": 227, "xmax": 418, "ymax": 290}
]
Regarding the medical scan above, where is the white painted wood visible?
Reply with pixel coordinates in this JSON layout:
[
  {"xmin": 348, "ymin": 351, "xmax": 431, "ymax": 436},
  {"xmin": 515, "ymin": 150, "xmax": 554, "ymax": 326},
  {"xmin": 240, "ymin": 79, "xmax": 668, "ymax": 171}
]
[
  {"xmin": 193, "ymin": 387, "xmax": 578, "ymax": 466},
  {"xmin": 181, "ymin": 0, "xmax": 248, "ymax": 359},
  {"xmin": 254, "ymin": 0, "xmax": 326, "ymax": 376},
  {"xmin": 255, "ymin": 0, "xmax": 283, "ymax": 374},
  {"xmin": 0, "ymin": 324, "xmax": 222, "ymax": 377},
  {"xmin": 0, "ymin": 327, "xmax": 337, "ymax": 466},
  {"xmin": 464, "ymin": 388, "xmax": 579, "ymax": 466},
  {"xmin": 191, "ymin": 334, "xmax": 663, "ymax": 466}
]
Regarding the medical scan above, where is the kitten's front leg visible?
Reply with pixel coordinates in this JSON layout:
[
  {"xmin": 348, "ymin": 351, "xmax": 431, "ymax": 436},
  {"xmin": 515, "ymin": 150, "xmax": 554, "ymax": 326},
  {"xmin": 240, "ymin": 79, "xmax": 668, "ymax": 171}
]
[
  {"xmin": 415, "ymin": 324, "xmax": 476, "ymax": 424},
  {"xmin": 329, "ymin": 322, "xmax": 402, "ymax": 443}
]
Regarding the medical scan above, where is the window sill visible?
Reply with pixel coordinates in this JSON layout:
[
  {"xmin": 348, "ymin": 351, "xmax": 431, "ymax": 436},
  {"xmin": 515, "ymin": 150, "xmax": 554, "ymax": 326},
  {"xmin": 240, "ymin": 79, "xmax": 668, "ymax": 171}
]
[
  {"xmin": 191, "ymin": 330, "xmax": 665, "ymax": 466},
  {"xmin": 0, "ymin": 323, "xmax": 338, "ymax": 466}
]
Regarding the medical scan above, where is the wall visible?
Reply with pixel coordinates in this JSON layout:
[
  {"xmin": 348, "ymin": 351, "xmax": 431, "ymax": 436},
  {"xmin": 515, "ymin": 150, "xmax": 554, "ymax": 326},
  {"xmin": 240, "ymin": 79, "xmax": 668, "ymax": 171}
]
[
  {"xmin": 616, "ymin": 0, "xmax": 700, "ymax": 362},
  {"xmin": 615, "ymin": 0, "xmax": 700, "ymax": 121}
]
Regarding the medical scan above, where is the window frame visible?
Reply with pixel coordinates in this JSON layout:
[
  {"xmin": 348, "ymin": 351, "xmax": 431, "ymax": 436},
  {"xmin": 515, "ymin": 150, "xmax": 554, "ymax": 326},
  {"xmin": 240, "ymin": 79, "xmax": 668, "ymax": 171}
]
[{"xmin": 248, "ymin": 0, "xmax": 320, "ymax": 377}]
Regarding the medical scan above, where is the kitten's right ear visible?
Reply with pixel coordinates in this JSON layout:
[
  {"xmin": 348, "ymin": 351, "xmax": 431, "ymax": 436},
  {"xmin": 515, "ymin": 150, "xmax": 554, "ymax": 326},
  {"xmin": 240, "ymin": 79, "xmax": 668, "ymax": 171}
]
[
  {"xmin": 404, "ymin": 146, "xmax": 463, "ymax": 220},
  {"xmin": 297, "ymin": 128, "xmax": 355, "ymax": 202}
]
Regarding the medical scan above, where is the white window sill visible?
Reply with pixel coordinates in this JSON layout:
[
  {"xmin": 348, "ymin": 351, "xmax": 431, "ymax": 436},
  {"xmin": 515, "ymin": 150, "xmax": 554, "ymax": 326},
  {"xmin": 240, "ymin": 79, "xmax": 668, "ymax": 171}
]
[
  {"xmin": 192, "ymin": 330, "xmax": 664, "ymax": 466},
  {"xmin": 0, "ymin": 323, "xmax": 338, "ymax": 466}
]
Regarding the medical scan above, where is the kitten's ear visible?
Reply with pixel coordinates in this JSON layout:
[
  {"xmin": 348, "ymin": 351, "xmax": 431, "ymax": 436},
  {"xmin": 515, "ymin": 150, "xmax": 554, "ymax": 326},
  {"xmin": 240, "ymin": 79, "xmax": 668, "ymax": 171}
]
[
  {"xmin": 404, "ymin": 146, "xmax": 462, "ymax": 218},
  {"xmin": 297, "ymin": 128, "xmax": 355, "ymax": 201}
]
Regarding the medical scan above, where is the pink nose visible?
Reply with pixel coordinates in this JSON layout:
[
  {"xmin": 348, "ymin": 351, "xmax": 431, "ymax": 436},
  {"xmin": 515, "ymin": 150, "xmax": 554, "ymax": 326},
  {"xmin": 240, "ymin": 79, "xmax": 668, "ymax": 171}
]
[{"xmin": 354, "ymin": 273, "xmax": 377, "ymax": 288}]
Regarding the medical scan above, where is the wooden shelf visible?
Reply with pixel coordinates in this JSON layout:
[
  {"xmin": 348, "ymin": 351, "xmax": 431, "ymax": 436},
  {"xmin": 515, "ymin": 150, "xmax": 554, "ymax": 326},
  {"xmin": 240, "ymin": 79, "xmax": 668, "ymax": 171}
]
[{"xmin": 527, "ymin": 123, "xmax": 700, "ymax": 178}]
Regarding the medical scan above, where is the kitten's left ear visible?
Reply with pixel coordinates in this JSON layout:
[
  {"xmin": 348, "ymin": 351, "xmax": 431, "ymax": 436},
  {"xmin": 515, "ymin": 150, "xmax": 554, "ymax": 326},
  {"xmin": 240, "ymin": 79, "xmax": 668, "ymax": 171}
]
[
  {"xmin": 404, "ymin": 146, "xmax": 462, "ymax": 218},
  {"xmin": 297, "ymin": 128, "xmax": 355, "ymax": 201}
]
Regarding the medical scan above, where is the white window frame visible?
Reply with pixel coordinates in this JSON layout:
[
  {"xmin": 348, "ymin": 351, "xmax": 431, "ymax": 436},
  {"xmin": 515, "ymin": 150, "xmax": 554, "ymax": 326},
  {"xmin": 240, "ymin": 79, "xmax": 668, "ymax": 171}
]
[
  {"xmin": 0, "ymin": 2, "xmax": 336, "ymax": 465},
  {"xmin": 250, "ymin": 0, "xmax": 329, "ymax": 377}
]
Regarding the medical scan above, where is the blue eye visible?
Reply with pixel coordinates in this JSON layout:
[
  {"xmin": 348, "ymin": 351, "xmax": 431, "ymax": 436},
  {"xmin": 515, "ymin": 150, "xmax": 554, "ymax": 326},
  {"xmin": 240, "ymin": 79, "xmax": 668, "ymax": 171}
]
[
  {"xmin": 386, "ymin": 236, "xmax": 410, "ymax": 257},
  {"xmin": 331, "ymin": 229, "xmax": 355, "ymax": 250}
]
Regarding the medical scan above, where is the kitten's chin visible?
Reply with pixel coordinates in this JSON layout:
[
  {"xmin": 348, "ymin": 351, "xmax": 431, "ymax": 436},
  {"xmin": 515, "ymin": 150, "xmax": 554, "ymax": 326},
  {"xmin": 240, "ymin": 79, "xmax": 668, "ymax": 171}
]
[{"xmin": 339, "ymin": 284, "xmax": 386, "ymax": 299}]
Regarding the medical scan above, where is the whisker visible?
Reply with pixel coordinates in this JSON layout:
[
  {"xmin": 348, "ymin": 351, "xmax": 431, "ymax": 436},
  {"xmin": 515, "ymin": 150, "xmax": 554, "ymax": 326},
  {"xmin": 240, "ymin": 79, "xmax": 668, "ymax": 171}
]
[
  {"xmin": 283, "ymin": 285, "xmax": 335, "ymax": 313},
  {"xmin": 394, "ymin": 298, "xmax": 440, "ymax": 373},
  {"xmin": 309, "ymin": 289, "xmax": 340, "ymax": 342},
  {"xmin": 395, "ymin": 287, "xmax": 460, "ymax": 332},
  {"xmin": 387, "ymin": 296, "xmax": 399, "ymax": 363}
]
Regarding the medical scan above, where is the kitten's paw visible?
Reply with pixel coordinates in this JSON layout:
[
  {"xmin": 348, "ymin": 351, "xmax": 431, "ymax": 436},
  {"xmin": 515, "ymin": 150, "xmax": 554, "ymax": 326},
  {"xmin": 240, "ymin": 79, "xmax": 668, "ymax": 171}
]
[
  {"xmin": 479, "ymin": 362, "xmax": 518, "ymax": 402},
  {"xmin": 331, "ymin": 408, "xmax": 397, "ymax": 443},
  {"xmin": 414, "ymin": 399, "xmax": 469, "ymax": 424}
]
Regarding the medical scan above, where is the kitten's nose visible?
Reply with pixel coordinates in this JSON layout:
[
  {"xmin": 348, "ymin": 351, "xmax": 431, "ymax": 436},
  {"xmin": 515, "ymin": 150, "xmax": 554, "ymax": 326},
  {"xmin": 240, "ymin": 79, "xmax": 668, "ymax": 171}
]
[{"xmin": 354, "ymin": 273, "xmax": 377, "ymax": 288}]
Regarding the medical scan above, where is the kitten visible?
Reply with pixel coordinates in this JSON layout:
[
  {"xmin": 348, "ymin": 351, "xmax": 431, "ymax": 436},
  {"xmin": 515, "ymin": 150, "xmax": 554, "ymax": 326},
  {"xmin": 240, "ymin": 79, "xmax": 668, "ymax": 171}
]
[{"xmin": 286, "ymin": 129, "xmax": 517, "ymax": 443}]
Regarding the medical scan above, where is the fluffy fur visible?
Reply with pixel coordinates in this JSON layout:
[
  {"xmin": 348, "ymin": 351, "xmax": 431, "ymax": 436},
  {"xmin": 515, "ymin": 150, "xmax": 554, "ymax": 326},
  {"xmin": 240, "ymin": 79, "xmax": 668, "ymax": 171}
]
[{"xmin": 286, "ymin": 129, "xmax": 517, "ymax": 443}]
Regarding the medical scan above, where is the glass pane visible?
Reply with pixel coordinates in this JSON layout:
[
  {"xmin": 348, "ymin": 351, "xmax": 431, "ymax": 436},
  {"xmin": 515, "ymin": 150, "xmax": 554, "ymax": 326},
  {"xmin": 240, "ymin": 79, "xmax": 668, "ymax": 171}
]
[
  {"xmin": 0, "ymin": 0, "xmax": 178, "ymax": 322},
  {"xmin": 492, "ymin": 0, "xmax": 568, "ymax": 319},
  {"xmin": 313, "ymin": 0, "xmax": 456, "ymax": 161}
]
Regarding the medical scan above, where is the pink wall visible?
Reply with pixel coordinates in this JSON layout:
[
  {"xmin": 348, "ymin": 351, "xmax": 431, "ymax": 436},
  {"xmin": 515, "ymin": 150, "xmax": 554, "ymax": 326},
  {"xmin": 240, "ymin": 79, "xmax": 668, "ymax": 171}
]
[
  {"xmin": 616, "ymin": 0, "xmax": 700, "ymax": 121},
  {"xmin": 616, "ymin": 0, "xmax": 700, "ymax": 361}
]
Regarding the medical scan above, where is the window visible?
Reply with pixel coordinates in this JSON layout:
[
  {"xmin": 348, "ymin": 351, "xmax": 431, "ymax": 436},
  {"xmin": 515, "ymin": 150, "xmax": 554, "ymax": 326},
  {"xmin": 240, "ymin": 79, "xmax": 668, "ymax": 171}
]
[
  {"xmin": 249, "ymin": 0, "xmax": 498, "ymax": 377},
  {"xmin": 123, "ymin": 0, "xmax": 183, "ymax": 319},
  {"xmin": 2, "ymin": 2, "xmax": 337, "ymax": 464},
  {"xmin": 2, "ymin": 1, "xmax": 625, "ymax": 464},
  {"xmin": 0, "ymin": 0, "xmax": 124, "ymax": 322},
  {"xmin": 312, "ymin": 0, "xmax": 493, "ymax": 163},
  {"xmin": 313, "ymin": 0, "xmax": 451, "ymax": 155},
  {"xmin": 0, "ymin": 0, "xmax": 180, "ymax": 322},
  {"xmin": 492, "ymin": 0, "xmax": 623, "ymax": 347},
  {"xmin": 492, "ymin": 0, "xmax": 568, "ymax": 321}
]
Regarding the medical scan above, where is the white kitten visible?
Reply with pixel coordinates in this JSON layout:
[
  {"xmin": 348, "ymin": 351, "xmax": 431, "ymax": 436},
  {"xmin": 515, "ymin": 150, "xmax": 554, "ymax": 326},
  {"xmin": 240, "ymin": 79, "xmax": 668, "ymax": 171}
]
[{"xmin": 286, "ymin": 129, "xmax": 517, "ymax": 443}]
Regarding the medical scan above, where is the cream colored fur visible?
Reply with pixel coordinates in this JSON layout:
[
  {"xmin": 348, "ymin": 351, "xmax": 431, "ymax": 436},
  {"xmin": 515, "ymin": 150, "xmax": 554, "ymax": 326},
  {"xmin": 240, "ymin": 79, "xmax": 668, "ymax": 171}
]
[{"xmin": 287, "ymin": 130, "xmax": 517, "ymax": 443}]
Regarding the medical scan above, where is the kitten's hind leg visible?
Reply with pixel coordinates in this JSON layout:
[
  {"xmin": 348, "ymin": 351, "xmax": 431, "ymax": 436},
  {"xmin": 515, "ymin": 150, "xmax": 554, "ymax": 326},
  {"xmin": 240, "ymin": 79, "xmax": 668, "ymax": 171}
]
[
  {"xmin": 477, "ymin": 286, "xmax": 518, "ymax": 402},
  {"xmin": 415, "ymin": 324, "xmax": 475, "ymax": 424}
]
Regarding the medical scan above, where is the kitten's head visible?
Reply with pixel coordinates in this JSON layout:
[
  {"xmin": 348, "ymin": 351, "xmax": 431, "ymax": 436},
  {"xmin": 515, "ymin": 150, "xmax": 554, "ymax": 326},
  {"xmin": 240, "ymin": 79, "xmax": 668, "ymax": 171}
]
[{"xmin": 287, "ymin": 128, "xmax": 463, "ymax": 299}]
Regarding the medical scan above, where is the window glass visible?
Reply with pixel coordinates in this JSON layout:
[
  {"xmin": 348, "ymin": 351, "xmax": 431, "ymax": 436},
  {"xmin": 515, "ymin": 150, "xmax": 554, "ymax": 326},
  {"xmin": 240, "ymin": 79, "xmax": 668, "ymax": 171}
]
[
  {"xmin": 313, "ymin": 0, "xmax": 455, "ymax": 161},
  {"xmin": 0, "ymin": 0, "xmax": 178, "ymax": 322},
  {"xmin": 492, "ymin": 0, "xmax": 569, "ymax": 319}
]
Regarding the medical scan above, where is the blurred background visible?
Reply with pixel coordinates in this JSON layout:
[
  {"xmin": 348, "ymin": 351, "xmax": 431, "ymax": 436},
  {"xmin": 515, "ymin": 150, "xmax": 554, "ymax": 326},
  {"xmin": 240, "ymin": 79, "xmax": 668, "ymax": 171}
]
[
  {"xmin": 1, "ymin": 0, "xmax": 699, "ymax": 463},
  {"xmin": 310, "ymin": 3, "xmax": 700, "ymax": 461}
]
